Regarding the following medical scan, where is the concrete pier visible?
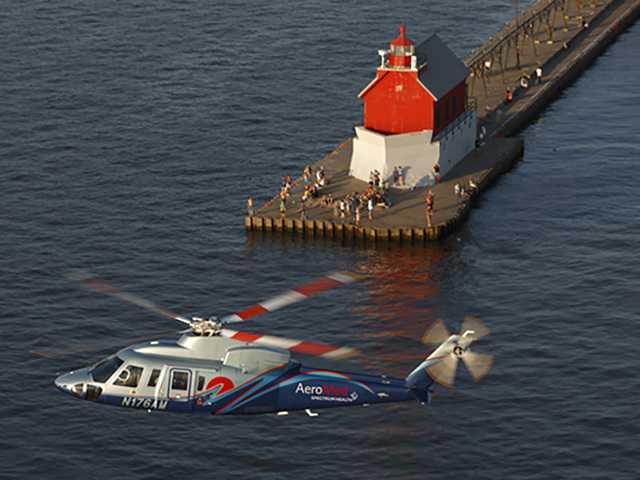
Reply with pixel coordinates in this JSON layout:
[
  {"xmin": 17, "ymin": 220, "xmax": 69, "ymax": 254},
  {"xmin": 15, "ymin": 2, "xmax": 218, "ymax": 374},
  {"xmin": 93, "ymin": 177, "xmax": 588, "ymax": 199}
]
[{"xmin": 246, "ymin": 0, "xmax": 640, "ymax": 244}]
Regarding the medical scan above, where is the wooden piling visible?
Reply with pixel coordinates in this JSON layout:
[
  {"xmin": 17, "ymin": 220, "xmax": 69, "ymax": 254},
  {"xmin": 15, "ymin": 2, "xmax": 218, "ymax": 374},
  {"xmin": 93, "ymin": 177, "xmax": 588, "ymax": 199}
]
[{"xmin": 324, "ymin": 221, "xmax": 334, "ymax": 238}]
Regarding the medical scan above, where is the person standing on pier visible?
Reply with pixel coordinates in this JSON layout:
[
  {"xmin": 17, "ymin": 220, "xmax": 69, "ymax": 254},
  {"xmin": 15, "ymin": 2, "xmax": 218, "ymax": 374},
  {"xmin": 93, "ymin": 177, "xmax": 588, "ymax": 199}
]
[
  {"xmin": 350, "ymin": 194, "xmax": 358, "ymax": 222},
  {"xmin": 246, "ymin": 195, "xmax": 254, "ymax": 217},
  {"xmin": 300, "ymin": 198, "xmax": 306, "ymax": 220},
  {"xmin": 367, "ymin": 197, "xmax": 374, "ymax": 221},
  {"xmin": 279, "ymin": 190, "xmax": 287, "ymax": 216},
  {"xmin": 505, "ymin": 88, "xmax": 513, "ymax": 103},
  {"xmin": 425, "ymin": 190, "xmax": 434, "ymax": 227}
]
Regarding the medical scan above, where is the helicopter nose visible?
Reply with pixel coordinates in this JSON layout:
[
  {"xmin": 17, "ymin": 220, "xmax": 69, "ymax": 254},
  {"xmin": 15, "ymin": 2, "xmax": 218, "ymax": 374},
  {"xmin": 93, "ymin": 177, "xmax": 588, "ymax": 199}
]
[
  {"xmin": 54, "ymin": 373, "xmax": 71, "ymax": 392},
  {"xmin": 54, "ymin": 369, "xmax": 91, "ymax": 399}
]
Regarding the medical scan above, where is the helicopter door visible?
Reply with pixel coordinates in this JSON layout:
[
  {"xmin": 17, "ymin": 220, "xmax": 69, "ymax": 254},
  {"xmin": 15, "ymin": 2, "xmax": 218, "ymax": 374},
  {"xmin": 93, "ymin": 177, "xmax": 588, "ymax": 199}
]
[{"xmin": 168, "ymin": 369, "xmax": 191, "ymax": 401}]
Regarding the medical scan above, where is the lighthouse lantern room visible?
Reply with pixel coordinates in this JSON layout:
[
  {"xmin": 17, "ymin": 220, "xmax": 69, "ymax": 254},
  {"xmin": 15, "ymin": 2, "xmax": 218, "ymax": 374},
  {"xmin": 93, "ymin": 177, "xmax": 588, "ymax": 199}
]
[{"xmin": 350, "ymin": 24, "xmax": 477, "ymax": 187}]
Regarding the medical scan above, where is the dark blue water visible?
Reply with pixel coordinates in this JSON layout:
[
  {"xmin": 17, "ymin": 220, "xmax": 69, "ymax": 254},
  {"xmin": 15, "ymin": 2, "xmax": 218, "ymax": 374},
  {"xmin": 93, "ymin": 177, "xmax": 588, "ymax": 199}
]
[{"xmin": 2, "ymin": 1, "xmax": 639, "ymax": 478}]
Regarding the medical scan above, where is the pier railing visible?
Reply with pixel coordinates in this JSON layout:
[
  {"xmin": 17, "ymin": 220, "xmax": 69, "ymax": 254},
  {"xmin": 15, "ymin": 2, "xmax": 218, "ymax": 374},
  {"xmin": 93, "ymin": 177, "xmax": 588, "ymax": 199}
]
[
  {"xmin": 467, "ymin": 0, "xmax": 566, "ymax": 65},
  {"xmin": 465, "ymin": 0, "xmax": 599, "ymax": 95}
]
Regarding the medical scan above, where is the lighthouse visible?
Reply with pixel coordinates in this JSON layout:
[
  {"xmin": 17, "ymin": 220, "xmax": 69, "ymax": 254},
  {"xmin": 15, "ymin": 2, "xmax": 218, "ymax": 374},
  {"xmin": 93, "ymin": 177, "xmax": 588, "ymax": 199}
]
[{"xmin": 349, "ymin": 24, "xmax": 477, "ymax": 187}]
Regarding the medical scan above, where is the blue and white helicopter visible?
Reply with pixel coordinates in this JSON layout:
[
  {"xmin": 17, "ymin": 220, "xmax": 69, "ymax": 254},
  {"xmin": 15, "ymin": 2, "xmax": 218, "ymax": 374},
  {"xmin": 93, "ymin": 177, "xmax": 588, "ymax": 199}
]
[{"xmin": 50, "ymin": 272, "xmax": 492, "ymax": 416}]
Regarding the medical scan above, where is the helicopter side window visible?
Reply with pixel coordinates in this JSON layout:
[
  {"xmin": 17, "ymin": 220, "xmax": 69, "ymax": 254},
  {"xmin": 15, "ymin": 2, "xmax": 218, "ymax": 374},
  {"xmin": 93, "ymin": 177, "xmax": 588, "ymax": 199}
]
[
  {"xmin": 90, "ymin": 356, "xmax": 124, "ymax": 383},
  {"xmin": 114, "ymin": 365, "xmax": 144, "ymax": 388},
  {"xmin": 171, "ymin": 371, "xmax": 189, "ymax": 391},
  {"xmin": 147, "ymin": 369, "xmax": 161, "ymax": 387}
]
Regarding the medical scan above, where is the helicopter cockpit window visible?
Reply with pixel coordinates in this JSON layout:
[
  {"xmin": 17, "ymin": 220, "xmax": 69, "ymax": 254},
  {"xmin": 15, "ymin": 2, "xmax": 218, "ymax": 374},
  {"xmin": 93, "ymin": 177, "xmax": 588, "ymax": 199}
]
[
  {"xmin": 90, "ymin": 356, "xmax": 124, "ymax": 383},
  {"xmin": 147, "ymin": 369, "xmax": 161, "ymax": 387},
  {"xmin": 114, "ymin": 365, "xmax": 144, "ymax": 388}
]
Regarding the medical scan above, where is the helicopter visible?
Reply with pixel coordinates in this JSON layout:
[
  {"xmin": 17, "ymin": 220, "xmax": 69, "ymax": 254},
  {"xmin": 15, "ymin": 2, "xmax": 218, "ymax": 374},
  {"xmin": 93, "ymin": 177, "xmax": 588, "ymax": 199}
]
[{"xmin": 51, "ymin": 271, "xmax": 493, "ymax": 416}]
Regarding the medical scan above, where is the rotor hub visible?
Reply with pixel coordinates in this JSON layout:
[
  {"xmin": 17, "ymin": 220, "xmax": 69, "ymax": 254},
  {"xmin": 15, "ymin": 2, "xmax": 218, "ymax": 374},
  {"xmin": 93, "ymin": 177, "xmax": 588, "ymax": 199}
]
[
  {"xmin": 453, "ymin": 345, "xmax": 465, "ymax": 357},
  {"xmin": 190, "ymin": 316, "xmax": 223, "ymax": 336}
]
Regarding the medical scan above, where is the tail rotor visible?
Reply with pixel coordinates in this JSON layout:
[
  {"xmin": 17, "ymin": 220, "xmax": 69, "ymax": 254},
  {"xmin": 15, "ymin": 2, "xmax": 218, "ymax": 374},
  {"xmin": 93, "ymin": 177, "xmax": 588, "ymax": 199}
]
[{"xmin": 421, "ymin": 316, "xmax": 493, "ymax": 387}]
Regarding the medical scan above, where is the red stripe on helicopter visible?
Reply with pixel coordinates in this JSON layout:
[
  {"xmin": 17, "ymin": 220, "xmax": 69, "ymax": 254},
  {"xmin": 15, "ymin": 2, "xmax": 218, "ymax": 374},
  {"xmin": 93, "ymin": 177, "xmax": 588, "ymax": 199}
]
[
  {"xmin": 294, "ymin": 277, "xmax": 342, "ymax": 297},
  {"xmin": 236, "ymin": 305, "xmax": 269, "ymax": 320},
  {"xmin": 231, "ymin": 331, "xmax": 262, "ymax": 342},
  {"xmin": 289, "ymin": 341, "xmax": 336, "ymax": 356}
]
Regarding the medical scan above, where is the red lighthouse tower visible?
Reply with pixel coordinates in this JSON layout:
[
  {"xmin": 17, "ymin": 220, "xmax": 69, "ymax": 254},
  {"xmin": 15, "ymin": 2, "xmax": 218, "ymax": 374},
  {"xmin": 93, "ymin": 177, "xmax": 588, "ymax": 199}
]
[
  {"xmin": 350, "ymin": 24, "xmax": 477, "ymax": 187},
  {"xmin": 388, "ymin": 23, "xmax": 414, "ymax": 68},
  {"xmin": 358, "ymin": 24, "xmax": 469, "ymax": 136}
]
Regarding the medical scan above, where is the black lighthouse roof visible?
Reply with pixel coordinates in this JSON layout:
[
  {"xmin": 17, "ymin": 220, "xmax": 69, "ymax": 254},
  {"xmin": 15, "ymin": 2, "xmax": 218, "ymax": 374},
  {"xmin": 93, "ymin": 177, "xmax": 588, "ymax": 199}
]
[{"xmin": 415, "ymin": 33, "xmax": 469, "ymax": 100}]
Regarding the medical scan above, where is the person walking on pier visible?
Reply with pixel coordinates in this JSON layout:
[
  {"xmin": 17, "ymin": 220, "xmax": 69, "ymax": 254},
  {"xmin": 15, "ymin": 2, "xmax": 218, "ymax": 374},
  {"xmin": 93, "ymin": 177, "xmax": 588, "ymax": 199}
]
[
  {"xmin": 425, "ymin": 190, "xmax": 434, "ymax": 227},
  {"xmin": 535, "ymin": 65, "xmax": 543, "ymax": 85},
  {"xmin": 367, "ymin": 197, "xmax": 374, "ymax": 221}
]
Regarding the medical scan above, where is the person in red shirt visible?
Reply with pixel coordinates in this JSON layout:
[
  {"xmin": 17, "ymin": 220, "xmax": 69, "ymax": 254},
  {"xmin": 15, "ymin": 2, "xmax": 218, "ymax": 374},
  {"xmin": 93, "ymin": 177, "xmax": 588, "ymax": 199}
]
[{"xmin": 505, "ymin": 88, "xmax": 513, "ymax": 103}]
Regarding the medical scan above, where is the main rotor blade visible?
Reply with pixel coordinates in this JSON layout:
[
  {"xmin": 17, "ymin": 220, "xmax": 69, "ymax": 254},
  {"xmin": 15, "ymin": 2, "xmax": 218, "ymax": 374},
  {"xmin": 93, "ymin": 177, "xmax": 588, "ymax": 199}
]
[
  {"xmin": 421, "ymin": 319, "xmax": 451, "ymax": 345},
  {"xmin": 68, "ymin": 272, "xmax": 191, "ymax": 325},
  {"xmin": 460, "ymin": 315, "xmax": 490, "ymax": 340},
  {"xmin": 219, "ymin": 328, "xmax": 358, "ymax": 360},
  {"xmin": 219, "ymin": 271, "xmax": 365, "ymax": 324},
  {"xmin": 31, "ymin": 329, "xmax": 180, "ymax": 360},
  {"xmin": 462, "ymin": 350, "xmax": 493, "ymax": 382},
  {"xmin": 427, "ymin": 355, "xmax": 458, "ymax": 387}
]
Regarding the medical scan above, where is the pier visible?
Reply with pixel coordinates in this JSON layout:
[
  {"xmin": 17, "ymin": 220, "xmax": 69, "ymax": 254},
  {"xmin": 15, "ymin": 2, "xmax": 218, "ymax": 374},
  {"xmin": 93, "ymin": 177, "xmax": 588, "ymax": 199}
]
[{"xmin": 246, "ymin": 0, "xmax": 640, "ymax": 244}]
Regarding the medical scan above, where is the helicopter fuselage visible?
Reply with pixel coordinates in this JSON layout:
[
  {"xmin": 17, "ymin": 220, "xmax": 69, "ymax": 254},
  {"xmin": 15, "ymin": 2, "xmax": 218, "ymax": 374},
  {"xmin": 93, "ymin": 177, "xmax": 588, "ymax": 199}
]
[{"xmin": 55, "ymin": 334, "xmax": 427, "ymax": 415}]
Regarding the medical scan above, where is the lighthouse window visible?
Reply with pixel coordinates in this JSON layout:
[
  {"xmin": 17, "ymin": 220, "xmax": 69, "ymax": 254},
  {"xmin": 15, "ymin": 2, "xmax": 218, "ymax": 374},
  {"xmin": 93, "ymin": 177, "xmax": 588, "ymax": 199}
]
[{"xmin": 453, "ymin": 96, "xmax": 458, "ymax": 115}]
